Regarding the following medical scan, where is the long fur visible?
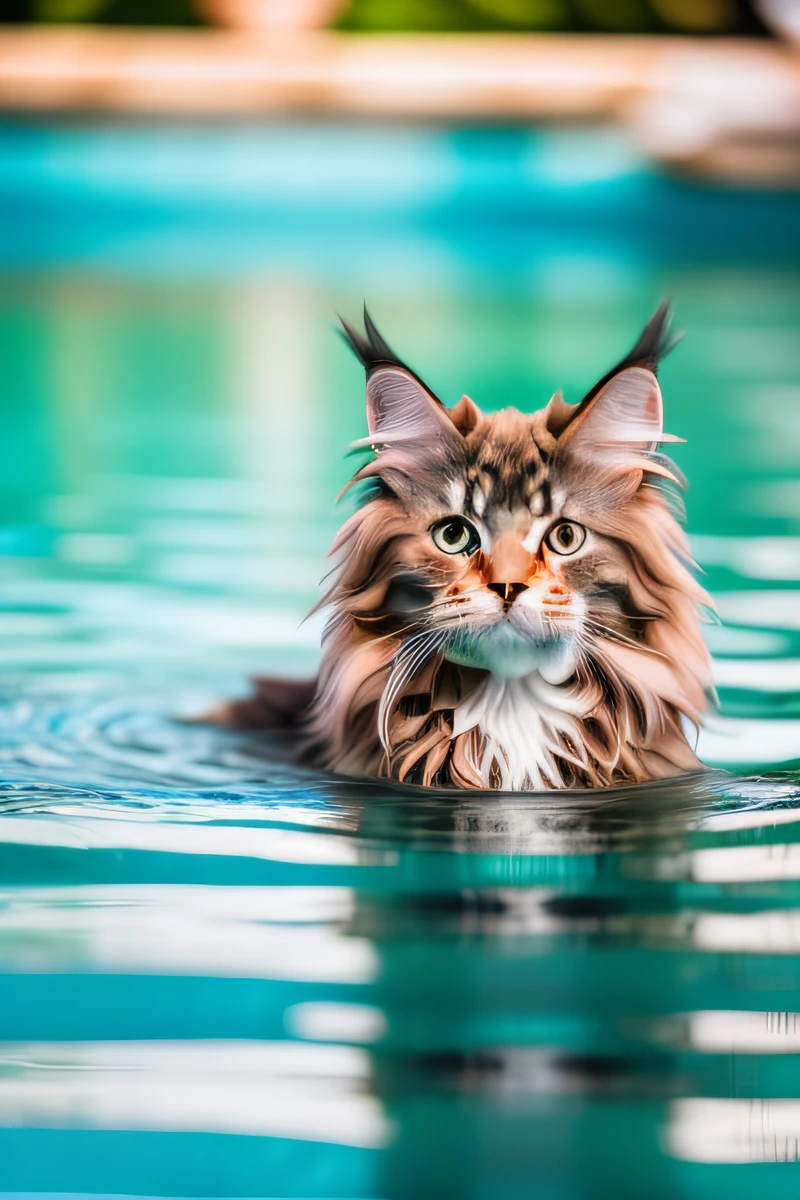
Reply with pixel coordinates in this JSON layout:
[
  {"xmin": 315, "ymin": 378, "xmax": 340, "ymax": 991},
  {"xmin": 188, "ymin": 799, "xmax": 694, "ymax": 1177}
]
[{"xmin": 249, "ymin": 305, "xmax": 714, "ymax": 792}]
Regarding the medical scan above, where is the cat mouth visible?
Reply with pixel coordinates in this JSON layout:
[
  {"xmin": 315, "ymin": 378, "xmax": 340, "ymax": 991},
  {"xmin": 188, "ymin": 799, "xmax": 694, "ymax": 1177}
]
[{"xmin": 442, "ymin": 620, "xmax": 576, "ymax": 681}]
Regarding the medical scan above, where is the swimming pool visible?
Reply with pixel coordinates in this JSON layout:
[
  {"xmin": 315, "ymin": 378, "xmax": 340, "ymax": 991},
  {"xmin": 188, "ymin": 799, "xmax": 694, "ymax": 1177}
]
[{"xmin": 0, "ymin": 119, "xmax": 799, "ymax": 1199}]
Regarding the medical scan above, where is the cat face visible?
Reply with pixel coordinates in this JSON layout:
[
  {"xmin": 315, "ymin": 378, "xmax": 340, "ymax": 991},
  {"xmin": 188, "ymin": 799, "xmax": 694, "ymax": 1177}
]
[
  {"xmin": 310, "ymin": 305, "xmax": 713, "ymax": 790},
  {"xmin": 342, "ymin": 355, "xmax": 671, "ymax": 685}
]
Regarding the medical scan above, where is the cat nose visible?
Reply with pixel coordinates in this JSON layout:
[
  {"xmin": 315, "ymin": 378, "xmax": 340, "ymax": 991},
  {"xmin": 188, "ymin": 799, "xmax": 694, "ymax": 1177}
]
[{"xmin": 487, "ymin": 581, "xmax": 529, "ymax": 607}]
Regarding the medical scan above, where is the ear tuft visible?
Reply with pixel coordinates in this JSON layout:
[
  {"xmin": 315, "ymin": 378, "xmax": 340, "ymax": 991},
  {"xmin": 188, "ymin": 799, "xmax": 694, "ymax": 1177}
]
[
  {"xmin": 340, "ymin": 307, "xmax": 463, "ymax": 450},
  {"xmin": 552, "ymin": 303, "xmax": 679, "ymax": 458},
  {"xmin": 338, "ymin": 305, "xmax": 432, "ymax": 390},
  {"xmin": 580, "ymin": 300, "xmax": 679, "ymax": 410}
]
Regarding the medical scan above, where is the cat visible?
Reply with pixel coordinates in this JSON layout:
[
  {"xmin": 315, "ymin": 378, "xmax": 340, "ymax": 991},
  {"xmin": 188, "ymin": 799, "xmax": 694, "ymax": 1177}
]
[{"xmin": 223, "ymin": 302, "xmax": 715, "ymax": 791}]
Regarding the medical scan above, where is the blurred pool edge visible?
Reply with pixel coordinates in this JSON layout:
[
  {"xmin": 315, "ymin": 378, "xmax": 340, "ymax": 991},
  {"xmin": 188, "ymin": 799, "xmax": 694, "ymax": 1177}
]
[{"xmin": 0, "ymin": 121, "xmax": 798, "ymax": 275}]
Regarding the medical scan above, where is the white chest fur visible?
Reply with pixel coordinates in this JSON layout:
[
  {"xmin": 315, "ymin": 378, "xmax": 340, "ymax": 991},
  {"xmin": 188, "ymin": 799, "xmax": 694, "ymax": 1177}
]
[{"xmin": 452, "ymin": 670, "xmax": 589, "ymax": 790}]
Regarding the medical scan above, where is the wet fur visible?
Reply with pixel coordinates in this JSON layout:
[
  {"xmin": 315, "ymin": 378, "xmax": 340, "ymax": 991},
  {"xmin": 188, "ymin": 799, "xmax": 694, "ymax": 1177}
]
[{"xmin": 227, "ymin": 304, "xmax": 714, "ymax": 791}]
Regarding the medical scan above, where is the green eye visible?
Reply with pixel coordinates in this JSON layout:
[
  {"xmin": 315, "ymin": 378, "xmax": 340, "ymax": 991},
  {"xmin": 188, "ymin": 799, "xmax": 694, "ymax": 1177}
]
[
  {"xmin": 545, "ymin": 521, "xmax": 586, "ymax": 556},
  {"xmin": 431, "ymin": 517, "xmax": 480, "ymax": 556}
]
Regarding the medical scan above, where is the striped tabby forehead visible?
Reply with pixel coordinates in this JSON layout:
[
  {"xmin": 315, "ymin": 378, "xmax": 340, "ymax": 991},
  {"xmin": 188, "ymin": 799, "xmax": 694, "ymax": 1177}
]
[
  {"xmin": 372, "ymin": 405, "xmax": 590, "ymax": 538},
  {"xmin": 461, "ymin": 409, "xmax": 553, "ymax": 519},
  {"xmin": 341, "ymin": 303, "xmax": 681, "ymax": 536}
]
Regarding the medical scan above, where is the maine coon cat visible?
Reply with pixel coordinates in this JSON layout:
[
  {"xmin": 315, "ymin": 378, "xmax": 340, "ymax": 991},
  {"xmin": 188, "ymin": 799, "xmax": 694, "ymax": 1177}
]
[{"xmin": 229, "ymin": 303, "xmax": 714, "ymax": 791}]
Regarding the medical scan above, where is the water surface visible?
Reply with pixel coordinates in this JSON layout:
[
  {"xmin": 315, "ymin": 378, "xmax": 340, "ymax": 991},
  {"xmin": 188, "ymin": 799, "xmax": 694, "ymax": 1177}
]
[{"xmin": 0, "ymin": 121, "xmax": 799, "ymax": 1199}]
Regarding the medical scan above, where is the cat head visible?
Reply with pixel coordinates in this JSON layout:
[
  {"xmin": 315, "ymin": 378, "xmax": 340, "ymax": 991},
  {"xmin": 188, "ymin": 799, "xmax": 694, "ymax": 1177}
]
[{"xmin": 312, "ymin": 304, "xmax": 713, "ymax": 787}]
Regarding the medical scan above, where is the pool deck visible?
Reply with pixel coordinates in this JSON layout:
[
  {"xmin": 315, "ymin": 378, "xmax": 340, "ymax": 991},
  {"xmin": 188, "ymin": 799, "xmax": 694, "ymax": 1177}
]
[
  {"xmin": 0, "ymin": 29, "xmax": 799, "ymax": 183},
  {"xmin": 0, "ymin": 28, "xmax": 795, "ymax": 118}
]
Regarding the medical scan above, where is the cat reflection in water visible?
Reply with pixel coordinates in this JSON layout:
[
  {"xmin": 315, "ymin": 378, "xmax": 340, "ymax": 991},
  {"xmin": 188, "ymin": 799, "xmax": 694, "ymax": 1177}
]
[{"xmin": 225, "ymin": 303, "xmax": 714, "ymax": 790}]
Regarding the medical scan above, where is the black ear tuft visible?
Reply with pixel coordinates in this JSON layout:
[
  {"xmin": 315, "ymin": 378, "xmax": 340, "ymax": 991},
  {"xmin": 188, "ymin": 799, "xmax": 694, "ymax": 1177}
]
[
  {"xmin": 620, "ymin": 299, "xmax": 680, "ymax": 373},
  {"xmin": 362, "ymin": 306, "xmax": 397, "ymax": 365},
  {"xmin": 581, "ymin": 300, "xmax": 681, "ymax": 407},
  {"xmin": 337, "ymin": 305, "xmax": 409, "ymax": 374},
  {"xmin": 337, "ymin": 305, "xmax": 444, "ymax": 404}
]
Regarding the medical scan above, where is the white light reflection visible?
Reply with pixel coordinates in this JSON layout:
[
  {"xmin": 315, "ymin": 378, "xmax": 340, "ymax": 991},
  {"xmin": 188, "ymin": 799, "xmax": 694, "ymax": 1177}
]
[
  {"xmin": 0, "ymin": 882, "xmax": 355, "ymax": 921},
  {"xmin": 700, "ymin": 804, "xmax": 800, "ymax": 833},
  {"xmin": 0, "ymin": 1040, "xmax": 390, "ymax": 1149},
  {"xmin": 693, "ymin": 536, "xmax": 800, "ymax": 582},
  {"xmin": 711, "ymin": 657, "xmax": 800, "ymax": 692},
  {"xmin": 697, "ymin": 717, "xmax": 800, "ymax": 766},
  {"xmin": 685, "ymin": 1010, "xmax": 800, "ymax": 1053},
  {"xmin": 0, "ymin": 884, "xmax": 373, "ymax": 983},
  {"xmin": 714, "ymin": 590, "xmax": 800, "ymax": 631},
  {"xmin": 286, "ymin": 1002, "xmax": 388, "ymax": 1044},
  {"xmin": 0, "ymin": 814, "xmax": 366, "ymax": 866},
  {"xmin": 51, "ymin": 802, "xmax": 354, "ymax": 833},
  {"xmin": 667, "ymin": 1098, "xmax": 800, "ymax": 1163},
  {"xmin": 704, "ymin": 626, "xmax": 789, "ymax": 656},
  {"xmin": 693, "ymin": 909, "xmax": 800, "ymax": 953},
  {"xmin": 691, "ymin": 843, "xmax": 800, "ymax": 883}
]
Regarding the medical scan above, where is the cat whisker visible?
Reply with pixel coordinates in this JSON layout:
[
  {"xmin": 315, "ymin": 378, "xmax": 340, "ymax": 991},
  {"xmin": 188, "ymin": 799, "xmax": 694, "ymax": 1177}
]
[
  {"xmin": 582, "ymin": 617, "xmax": 669, "ymax": 660},
  {"xmin": 378, "ymin": 629, "xmax": 447, "ymax": 753}
]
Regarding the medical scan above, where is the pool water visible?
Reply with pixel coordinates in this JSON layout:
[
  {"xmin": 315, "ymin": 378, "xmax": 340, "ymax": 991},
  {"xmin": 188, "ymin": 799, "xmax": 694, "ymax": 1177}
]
[{"xmin": 0, "ymin": 121, "xmax": 799, "ymax": 1199}]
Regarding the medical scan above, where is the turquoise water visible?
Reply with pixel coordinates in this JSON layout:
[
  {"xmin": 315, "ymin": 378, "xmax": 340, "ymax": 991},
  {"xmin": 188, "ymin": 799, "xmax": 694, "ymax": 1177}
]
[{"xmin": 1, "ymin": 121, "xmax": 800, "ymax": 1198}]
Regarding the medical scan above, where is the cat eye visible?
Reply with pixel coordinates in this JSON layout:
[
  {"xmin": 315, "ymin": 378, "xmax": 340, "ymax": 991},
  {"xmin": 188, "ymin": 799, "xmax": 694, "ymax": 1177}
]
[
  {"xmin": 430, "ymin": 517, "xmax": 481, "ymax": 556},
  {"xmin": 545, "ymin": 521, "xmax": 586, "ymax": 556}
]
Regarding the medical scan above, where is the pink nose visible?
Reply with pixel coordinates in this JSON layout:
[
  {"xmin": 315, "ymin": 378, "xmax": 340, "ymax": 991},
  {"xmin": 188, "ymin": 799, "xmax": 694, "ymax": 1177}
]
[{"xmin": 488, "ymin": 534, "xmax": 534, "ymax": 586}]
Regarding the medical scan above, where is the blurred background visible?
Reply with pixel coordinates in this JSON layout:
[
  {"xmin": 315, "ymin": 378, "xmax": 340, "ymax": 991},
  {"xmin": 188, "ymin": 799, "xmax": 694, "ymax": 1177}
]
[
  {"xmin": 1, "ymin": 5, "xmax": 800, "ymax": 1199},
  {"xmin": 0, "ymin": 0, "xmax": 789, "ymax": 34},
  {"xmin": 0, "ymin": 0, "xmax": 799, "ymax": 757}
]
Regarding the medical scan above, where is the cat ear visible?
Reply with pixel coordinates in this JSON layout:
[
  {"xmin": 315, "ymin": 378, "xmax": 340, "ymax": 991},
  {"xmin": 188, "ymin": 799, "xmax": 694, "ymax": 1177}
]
[
  {"xmin": 555, "ymin": 366, "xmax": 664, "ymax": 459},
  {"xmin": 338, "ymin": 308, "xmax": 464, "ymax": 450},
  {"xmin": 448, "ymin": 394, "xmax": 482, "ymax": 435},
  {"xmin": 365, "ymin": 366, "xmax": 463, "ymax": 446},
  {"xmin": 550, "ymin": 300, "xmax": 680, "ymax": 459}
]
